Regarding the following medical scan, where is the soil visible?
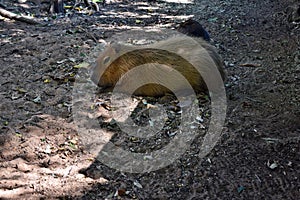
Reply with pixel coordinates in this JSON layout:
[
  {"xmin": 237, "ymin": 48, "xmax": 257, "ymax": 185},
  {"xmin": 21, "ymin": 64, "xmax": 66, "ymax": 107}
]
[{"xmin": 0, "ymin": 0, "xmax": 299, "ymax": 199}]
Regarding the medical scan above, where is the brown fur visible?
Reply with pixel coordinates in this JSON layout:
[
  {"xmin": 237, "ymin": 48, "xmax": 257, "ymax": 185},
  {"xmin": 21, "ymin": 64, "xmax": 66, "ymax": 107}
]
[{"xmin": 91, "ymin": 36, "xmax": 225, "ymax": 97}]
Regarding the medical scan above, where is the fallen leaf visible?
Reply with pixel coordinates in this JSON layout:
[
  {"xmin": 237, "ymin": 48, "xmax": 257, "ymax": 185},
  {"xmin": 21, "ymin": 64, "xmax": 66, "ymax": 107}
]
[
  {"xmin": 33, "ymin": 96, "xmax": 41, "ymax": 103},
  {"xmin": 57, "ymin": 59, "xmax": 68, "ymax": 64},
  {"xmin": 117, "ymin": 188, "xmax": 126, "ymax": 196},
  {"xmin": 44, "ymin": 145, "xmax": 51, "ymax": 154},
  {"xmin": 208, "ymin": 17, "xmax": 218, "ymax": 22},
  {"xmin": 17, "ymin": 88, "xmax": 27, "ymax": 93},
  {"xmin": 196, "ymin": 116, "xmax": 204, "ymax": 122},
  {"xmin": 133, "ymin": 180, "xmax": 143, "ymax": 189},
  {"xmin": 74, "ymin": 62, "xmax": 89, "ymax": 69},
  {"xmin": 237, "ymin": 186, "xmax": 245, "ymax": 193},
  {"xmin": 135, "ymin": 19, "xmax": 142, "ymax": 24},
  {"xmin": 69, "ymin": 57, "xmax": 76, "ymax": 62},
  {"xmin": 44, "ymin": 79, "xmax": 51, "ymax": 83},
  {"xmin": 267, "ymin": 160, "xmax": 278, "ymax": 169}
]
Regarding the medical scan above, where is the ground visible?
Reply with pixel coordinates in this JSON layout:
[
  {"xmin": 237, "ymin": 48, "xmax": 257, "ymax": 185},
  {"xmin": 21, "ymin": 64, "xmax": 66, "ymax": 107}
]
[{"xmin": 0, "ymin": 0, "xmax": 299, "ymax": 199}]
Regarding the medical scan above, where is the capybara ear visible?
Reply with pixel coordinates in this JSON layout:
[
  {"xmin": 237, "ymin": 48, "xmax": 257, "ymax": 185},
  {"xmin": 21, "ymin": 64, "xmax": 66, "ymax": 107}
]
[{"xmin": 103, "ymin": 56, "xmax": 111, "ymax": 65}]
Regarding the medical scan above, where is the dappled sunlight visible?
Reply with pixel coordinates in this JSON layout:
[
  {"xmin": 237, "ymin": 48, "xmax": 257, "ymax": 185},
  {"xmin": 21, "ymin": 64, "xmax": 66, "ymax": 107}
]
[
  {"xmin": 0, "ymin": 0, "xmax": 299, "ymax": 198},
  {"xmin": 164, "ymin": 0, "xmax": 194, "ymax": 3},
  {"xmin": 0, "ymin": 114, "xmax": 109, "ymax": 198}
]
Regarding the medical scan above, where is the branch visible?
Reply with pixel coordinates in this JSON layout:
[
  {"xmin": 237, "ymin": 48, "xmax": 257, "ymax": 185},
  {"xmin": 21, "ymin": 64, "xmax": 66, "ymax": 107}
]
[{"xmin": 0, "ymin": 7, "xmax": 40, "ymax": 25}]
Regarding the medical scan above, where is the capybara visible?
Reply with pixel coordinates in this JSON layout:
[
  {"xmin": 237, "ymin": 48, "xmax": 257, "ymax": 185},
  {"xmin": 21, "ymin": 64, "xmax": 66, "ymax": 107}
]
[{"xmin": 90, "ymin": 36, "xmax": 225, "ymax": 97}]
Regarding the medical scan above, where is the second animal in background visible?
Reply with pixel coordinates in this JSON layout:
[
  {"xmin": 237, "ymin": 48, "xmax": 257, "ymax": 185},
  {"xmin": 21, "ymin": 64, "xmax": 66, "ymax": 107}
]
[{"xmin": 177, "ymin": 19, "xmax": 211, "ymax": 42}]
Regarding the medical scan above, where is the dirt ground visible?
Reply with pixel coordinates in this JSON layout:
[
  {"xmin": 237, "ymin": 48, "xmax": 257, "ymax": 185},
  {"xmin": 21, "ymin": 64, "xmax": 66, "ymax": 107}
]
[{"xmin": 0, "ymin": 0, "xmax": 299, "ymax": 199}]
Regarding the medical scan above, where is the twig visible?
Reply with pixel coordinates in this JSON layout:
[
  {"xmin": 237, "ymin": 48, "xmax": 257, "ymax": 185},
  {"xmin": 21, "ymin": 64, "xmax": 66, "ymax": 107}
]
[
  {"xmin": 239, "ymin": 63, "xmax": 261, "ymax": 68},
  {"xmin": 76, "ymin": 26, "xmax": 98, "ymax": 43}
]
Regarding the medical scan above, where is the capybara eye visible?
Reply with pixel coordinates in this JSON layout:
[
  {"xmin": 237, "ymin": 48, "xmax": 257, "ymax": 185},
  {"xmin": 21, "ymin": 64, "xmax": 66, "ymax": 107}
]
[{"xmin": 103, "ymin": 56, "xmax": 111, "ymax": 64}]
